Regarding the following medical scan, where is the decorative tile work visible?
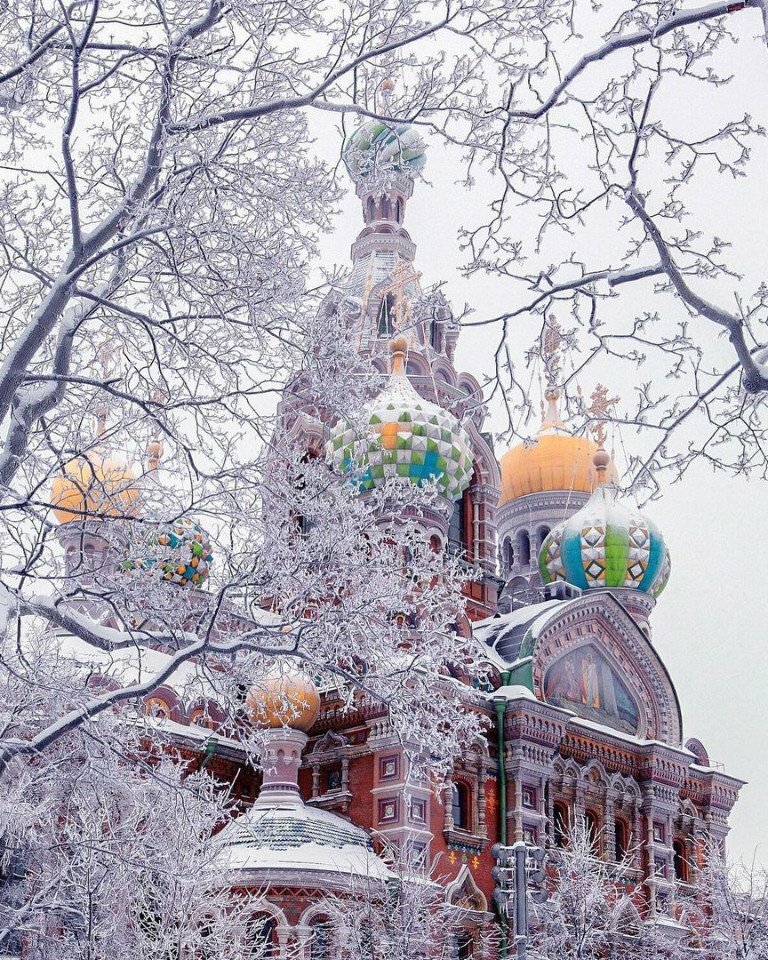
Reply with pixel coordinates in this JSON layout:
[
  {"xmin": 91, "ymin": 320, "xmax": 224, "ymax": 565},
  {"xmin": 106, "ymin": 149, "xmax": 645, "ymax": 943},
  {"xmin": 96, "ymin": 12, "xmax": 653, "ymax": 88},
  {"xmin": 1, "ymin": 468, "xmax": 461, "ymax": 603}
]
[
  {"xmin": 327, "ymin": 370, "xmax": 473, "ymax": 501},
  {"xmin": 343, "ymin": 121, "xmax": 426, "ymax": 182},
  {"xmin": 539, "ymin": 486, "xmax": 670, "ymax": 597}
]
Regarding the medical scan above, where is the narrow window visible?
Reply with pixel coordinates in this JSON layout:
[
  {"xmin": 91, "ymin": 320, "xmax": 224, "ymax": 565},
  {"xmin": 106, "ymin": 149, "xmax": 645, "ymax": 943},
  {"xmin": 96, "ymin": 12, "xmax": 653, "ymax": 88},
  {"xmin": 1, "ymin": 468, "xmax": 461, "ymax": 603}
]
[
  {"xmin": 585, "ymin": 810, "xmax": 601, "ymax": 855},
  {"xmin": 553, "ymin": 802, "xmax": 569, "ymax": 847},
  {"xmin": 451, "ymin": 782, "xmax": 471, "ymax": 831},
  {"xmin": 430, "ymin": 319, "xmax": 441, "ymax": 351},
  {"xmin": 673, "ymin": 840, "xmax": 689, "ymax": 883},
  {"xmin": 455, "ymin": 932, "xmax": 475, "ymax": 960},
  {"xmin": 448, "ymin": 494, "xmax": 466, "ymax": 556},
  {"xmin": 377, "ymin": 294, "xmax": 394, "ymax": 337},
  {"xmin": 615, "ymin": 820, "xmax": 630, "ymax": 862},
  {"xmin": 517, "ymin": 530, "xmax": 531, "ymax": 567}
]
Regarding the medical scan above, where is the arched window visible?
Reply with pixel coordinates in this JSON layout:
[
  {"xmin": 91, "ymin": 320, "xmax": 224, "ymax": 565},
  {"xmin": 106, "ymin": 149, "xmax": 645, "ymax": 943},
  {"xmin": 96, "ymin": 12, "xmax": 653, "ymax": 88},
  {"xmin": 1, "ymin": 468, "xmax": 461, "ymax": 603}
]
[
  {"xmin": 250, "ymin": 917, "xmax": 276, "ymax": 958},
  {"xmin": 673, "ymin": 840, "xmax": 689, "ymax": 883},
  {"xmin": 553, "ymin": 802, "xmax": 569, "ymax": 848},
  {"xmin": 517, "ymin": 529, "xmax": 531, "ymax": 567},
  {"xmin": 395, "ymin": 198, "xmax": 403, "ymax": 222},
  {"xmin": 310, "ymin": 919, "xmax": 333, "ymax": 960},
  {"xmin": 381, "ymin": 196, "xmax": 391, "ymax": 219},
  {"xmin": 503, "ymin": 537, "xmax": 515, "ymax": 571},
  {"xmin": 585, "ymin": 810, "xmax": 601, "ymax": 855},
  {"xmin": 451, "ymin": 782, "xmax": 471, "ymax": 831},
  {"xmin": 615, "ymin": 819, "xmax": 630, "ymax": 862},
  {"xmin": 377, "ymin": 293, "xmax": 394, "ymax": 336},
  {"xmin": 537, "ymin": 525, "xmax": 551, "ymax": 550},
  {"xmin": 366, "ymin": 196, "xmax": 375, "ymax": 221},
  {"xmin": 429, "ymin": 534, "xmax": 442, "ymax": 553}
]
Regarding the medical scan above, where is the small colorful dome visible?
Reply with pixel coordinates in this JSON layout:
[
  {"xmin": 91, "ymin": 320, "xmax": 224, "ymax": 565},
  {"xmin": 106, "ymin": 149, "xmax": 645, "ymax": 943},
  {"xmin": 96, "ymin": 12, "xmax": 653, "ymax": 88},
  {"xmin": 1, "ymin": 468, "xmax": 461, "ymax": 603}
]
[
  {"xmin": 246, "ymin": 667, "xmax": 321, "ymax": 732},
  {"xmin": 539, "ymin": 453, "xmax": 671, "ymax": 598},
  {"xmin": 51, "ymin": 455, "xmax": 139, "ymax": 524},
  {"xmin": 326, "ymin": 337, "xmax": 473, "ymax": 500},
  {"xmin": 499, "ymin": 392, "xmax": 618, "ymax": 506},
  {"xmin": 122, "ymin": 517, "xmax": 213, "ymax": 587},
  {"xmin": 343, "ymin": 121, "xmax": 426, "ymax": 183}
]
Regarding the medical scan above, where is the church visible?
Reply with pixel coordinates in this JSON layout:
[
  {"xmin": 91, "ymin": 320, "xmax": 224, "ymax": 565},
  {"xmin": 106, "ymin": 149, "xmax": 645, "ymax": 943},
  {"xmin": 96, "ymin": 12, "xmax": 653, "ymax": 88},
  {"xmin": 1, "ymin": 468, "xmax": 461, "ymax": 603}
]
[{"xmin": 47, "ymin": 110, "xmax": 744, "ymax": 957}]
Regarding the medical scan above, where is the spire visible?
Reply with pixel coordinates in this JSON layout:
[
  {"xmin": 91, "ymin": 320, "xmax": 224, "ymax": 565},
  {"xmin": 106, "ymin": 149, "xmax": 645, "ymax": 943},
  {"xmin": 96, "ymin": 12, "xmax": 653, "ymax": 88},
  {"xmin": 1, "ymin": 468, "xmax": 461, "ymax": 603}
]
[{"xmin": 538, "ymin": 318, "xmax": 567, "ymax": 434}]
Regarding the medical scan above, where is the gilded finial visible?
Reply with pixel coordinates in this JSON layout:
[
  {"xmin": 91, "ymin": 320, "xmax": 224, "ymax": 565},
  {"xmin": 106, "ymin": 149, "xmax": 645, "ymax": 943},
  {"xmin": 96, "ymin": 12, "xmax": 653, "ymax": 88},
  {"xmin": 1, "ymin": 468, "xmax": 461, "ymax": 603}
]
[
  {"xmin": 389, "ymin": 335, "xmax": 408, "ymax": 377},
  {"xmin": 587, "ymin": 383, "xmax": 619, "ymax": 485}
]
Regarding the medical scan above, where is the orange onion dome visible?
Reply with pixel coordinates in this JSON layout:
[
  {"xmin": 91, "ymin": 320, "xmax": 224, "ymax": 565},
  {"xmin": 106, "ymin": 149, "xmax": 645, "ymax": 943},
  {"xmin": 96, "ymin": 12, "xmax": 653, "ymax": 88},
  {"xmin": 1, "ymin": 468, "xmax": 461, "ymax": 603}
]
[
  {"xmin": 499, "ymin": 392, "xmax": 618, "ymax": 506},
  {"xmin": 245, "ymin": 667, "xmax": 321, "ymax": 732},
  {"xmin": 50, "ymin": 455, "xmax": 140, "ymax": 524}
]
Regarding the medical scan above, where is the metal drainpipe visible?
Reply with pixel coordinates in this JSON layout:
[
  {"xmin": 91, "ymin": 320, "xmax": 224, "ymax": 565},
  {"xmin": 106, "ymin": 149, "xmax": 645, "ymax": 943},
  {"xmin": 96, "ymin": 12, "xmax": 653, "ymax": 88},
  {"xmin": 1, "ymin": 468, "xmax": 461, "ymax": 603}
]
[
  {"xmin": 495, "ymin": 672, "xmax": 511, "ymax": 958},
  {"xmin": 200, "ymin": 736, "xmax": 218, "ymax": 769}
]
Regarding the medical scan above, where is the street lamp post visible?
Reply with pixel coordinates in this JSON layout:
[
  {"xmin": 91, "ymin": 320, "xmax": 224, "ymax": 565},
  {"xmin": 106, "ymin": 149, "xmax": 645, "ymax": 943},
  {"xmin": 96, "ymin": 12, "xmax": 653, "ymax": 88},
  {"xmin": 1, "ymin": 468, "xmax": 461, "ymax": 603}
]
[{"xmin": 492, "ymin": 841, "xmax": 548, "ymax": 960}]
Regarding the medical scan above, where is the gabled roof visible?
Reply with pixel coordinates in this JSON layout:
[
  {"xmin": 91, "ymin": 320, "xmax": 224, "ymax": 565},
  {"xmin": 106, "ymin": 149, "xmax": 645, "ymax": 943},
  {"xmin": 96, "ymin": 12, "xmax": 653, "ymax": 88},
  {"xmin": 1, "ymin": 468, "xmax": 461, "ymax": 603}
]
[{"xmin": 473, "ymin": 600, "xmax": 562, "ymax": 667}]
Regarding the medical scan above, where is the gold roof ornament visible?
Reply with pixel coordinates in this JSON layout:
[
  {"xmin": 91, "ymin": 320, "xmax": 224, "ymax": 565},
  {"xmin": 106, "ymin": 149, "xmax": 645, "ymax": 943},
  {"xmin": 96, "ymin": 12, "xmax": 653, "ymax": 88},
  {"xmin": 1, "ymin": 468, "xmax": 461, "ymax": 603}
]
[
  {"xmin": 245, "ymin": 664, "xmax": 321, "ymax": 732},
  {"xmin": 498, "ymin": 347, "xmax": 618, "ymax": 505}
]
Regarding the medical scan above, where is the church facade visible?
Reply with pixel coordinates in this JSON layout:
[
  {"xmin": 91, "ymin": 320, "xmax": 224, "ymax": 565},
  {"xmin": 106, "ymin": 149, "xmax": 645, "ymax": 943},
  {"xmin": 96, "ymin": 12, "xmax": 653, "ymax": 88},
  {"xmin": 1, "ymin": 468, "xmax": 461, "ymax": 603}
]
[{"xmin": 47, "ymin": 114, "xmax": 744, "ymax": 957}]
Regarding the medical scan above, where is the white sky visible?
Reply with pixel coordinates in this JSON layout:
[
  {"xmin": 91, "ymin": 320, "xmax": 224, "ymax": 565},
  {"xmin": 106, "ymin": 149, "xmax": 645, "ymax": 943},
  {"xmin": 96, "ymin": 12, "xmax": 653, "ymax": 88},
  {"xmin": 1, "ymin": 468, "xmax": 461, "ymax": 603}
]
[{"xmin": 309, "ymin": 10, "xmax": 768, "ymax": 865}]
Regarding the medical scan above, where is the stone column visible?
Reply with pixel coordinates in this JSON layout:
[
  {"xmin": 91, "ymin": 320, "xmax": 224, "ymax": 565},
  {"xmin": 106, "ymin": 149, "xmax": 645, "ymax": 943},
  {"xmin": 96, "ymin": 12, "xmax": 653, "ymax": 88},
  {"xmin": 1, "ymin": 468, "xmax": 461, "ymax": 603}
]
[
  {"xmin": 477, "ymin": 760, "xmax": 487, "ymax": 838},
  {"xmin": 605, "ymin": 789, "xmax": 617, "ymax": 862}
]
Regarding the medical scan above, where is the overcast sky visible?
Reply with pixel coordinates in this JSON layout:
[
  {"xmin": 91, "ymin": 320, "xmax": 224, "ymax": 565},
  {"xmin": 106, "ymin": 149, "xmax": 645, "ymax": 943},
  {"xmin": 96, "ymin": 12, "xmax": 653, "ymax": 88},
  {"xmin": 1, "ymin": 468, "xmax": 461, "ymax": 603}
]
[{"xmin": 310, "ymin": 16, "xmax": 768, "ymax": 864}]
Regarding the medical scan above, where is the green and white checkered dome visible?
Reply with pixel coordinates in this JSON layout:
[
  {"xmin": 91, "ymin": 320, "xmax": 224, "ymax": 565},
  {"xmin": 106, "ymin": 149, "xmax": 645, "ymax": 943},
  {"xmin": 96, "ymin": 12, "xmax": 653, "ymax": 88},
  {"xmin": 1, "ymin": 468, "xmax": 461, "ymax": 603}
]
[
  {"xmin": 343, "ymin": 120, "xmax": 426, "ymax": 183},
  {"xmin": 326, "ymin": 342, "xmax": 473, "ymax": 501},
  {"xmin": 539, "ymin": 484, "xmax": 671, "ymax": 598}
]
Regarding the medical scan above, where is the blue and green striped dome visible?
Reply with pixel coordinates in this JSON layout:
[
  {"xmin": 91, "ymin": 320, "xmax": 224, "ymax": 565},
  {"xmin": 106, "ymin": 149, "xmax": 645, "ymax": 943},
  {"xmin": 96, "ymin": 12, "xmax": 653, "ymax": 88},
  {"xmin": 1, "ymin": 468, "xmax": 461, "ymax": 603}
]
[
  {"xmin": 343, "ymin": 121, "xmax": 426, "ymax": 183},
  {"xmin": 326, "ymin": 340, "xmax": 473, "ymax": 501},
  {"xmin": 539, "ymin": 487, "xmax": 671, "ymax": 598}
]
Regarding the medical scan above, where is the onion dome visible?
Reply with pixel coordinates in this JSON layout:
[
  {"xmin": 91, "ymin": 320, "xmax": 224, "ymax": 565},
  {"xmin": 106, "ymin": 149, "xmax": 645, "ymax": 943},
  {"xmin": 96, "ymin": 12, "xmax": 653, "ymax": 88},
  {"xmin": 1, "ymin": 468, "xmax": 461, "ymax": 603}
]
[
  {"xmin": 343, "ymin": 120, "xmax": 426, "ymax": 183},
  {"xmin": 50, "ymin": 455, "xmax": 139, "ymax": 524},
  {"xmin": 326, "ymin": 337, "xmax": 473, "ymax": 500},
  {"xmin": 122, "ymin": 517, "xmax": 213, "ymax": 587},
  {"xmin": 539, "ymin": 449, "xmax": 671, "ymax": 598},
  {"xmin": 499, "ymin": 390, "xmax": 618, "ymax": 505},
  {"xmin": 245, "ymin": 667, "xmax": 321, "ymax": 732}
]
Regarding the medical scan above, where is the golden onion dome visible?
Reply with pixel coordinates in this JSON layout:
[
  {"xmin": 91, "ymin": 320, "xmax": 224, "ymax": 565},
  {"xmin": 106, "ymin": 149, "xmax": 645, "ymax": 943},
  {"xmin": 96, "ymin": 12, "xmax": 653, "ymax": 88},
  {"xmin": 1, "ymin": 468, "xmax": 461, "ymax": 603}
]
[
  {"xmin": 499, "ymin": 392, "xmax": 618, "ymax": 506},
  {"xmin": 245, "ymin": 667, "xmax": 321, "ymax": 732},
  {"xmin": 50, "ymin": 455, "xmax": 140, "ymax": 524}
]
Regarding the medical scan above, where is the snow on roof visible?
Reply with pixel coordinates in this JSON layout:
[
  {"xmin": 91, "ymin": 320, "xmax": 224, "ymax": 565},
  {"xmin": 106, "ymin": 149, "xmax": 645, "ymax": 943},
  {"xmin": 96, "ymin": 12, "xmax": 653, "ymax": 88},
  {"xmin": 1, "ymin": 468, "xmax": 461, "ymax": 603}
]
[
  {"xmin": 218, "ymin": 801, "xmax": 393, "ymax": 880},
  {"xmin": 473, "ymin": 601, "xmax": 562, "ymax": 666},
  {"xmin": 487, "ymin": 684, "xmax": 541, "ymax": 704},
  {"xmin": 57, "ymin": 630, "xmax": 224, "ymax": 701}
]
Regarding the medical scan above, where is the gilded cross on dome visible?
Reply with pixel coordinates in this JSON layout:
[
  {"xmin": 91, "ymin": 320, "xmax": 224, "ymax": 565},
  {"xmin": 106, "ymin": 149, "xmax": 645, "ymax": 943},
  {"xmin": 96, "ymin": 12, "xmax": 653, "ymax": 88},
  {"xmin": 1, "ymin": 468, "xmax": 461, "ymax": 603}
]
[
  {"xmin": 588, "ymin": 383, "xmax": 619, "ymax": 447},
  {"xmin": 541, "ymin": 316, "xmax": 565, "ymax": 386},
  {"xmin": 387, "ymin": 258, "xmax": 422, "ymax": 334}
]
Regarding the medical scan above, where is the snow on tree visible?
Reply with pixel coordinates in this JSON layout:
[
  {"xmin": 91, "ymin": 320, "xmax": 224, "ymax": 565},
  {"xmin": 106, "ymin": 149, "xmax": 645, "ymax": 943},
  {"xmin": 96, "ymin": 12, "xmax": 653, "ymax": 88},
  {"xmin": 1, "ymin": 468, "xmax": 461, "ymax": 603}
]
[
  {"xmin": 684, "ymin": 847, "xmax": 768, "ymax": 959},
  {"xmin": 0, "ymin": 0, "xmax": 766, "ymax": 955}
]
